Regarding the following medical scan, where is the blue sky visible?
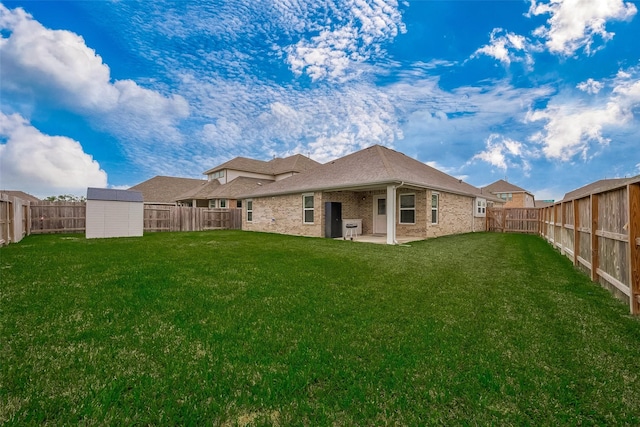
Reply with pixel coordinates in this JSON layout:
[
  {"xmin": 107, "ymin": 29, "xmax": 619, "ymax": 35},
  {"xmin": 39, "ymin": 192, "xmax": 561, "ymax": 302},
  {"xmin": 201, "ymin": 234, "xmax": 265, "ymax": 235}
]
[{"xmin": 1, "ymin": 0, "xmax": 639, "ymax": 200}]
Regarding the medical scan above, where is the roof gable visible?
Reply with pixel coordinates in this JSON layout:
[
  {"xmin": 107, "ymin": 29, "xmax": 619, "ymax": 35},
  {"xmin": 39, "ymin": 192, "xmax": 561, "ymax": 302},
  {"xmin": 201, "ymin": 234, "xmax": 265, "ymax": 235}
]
[
  {"xmin": 481, "ymin": 179, "xmax": 529, "ymax": 194},
  {"xmin": 0, "ymin": 190, "xmax": 40, "ymax": 203},
  {"xmin": 203, "ymin": 154, "xmax": 320, "ymax": 176},
  {"xmin": 242, "ymin": 145, "xmax": 490, "ymax": 199}
]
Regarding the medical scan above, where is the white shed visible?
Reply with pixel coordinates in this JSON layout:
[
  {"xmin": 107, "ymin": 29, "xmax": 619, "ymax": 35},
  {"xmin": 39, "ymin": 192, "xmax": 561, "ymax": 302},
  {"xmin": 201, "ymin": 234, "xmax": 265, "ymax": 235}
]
[{"xmin": 86, "ymin": 188, "xmax": 144, "ymax": 239}]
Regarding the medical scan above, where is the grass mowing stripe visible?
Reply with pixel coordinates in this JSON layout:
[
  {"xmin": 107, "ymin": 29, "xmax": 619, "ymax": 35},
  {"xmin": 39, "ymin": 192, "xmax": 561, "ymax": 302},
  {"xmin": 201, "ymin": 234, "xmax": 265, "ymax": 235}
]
[{"xmin": 1, "ymin": 231, "xmax": 639, "ymax": 425}]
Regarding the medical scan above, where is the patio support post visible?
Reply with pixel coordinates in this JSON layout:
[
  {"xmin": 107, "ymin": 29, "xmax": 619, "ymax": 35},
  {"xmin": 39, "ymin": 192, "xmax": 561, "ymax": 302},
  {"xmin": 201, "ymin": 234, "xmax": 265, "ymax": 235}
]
[{"xmin": 386, "ymin": 184, "xmax": 396, "ymax": 245}]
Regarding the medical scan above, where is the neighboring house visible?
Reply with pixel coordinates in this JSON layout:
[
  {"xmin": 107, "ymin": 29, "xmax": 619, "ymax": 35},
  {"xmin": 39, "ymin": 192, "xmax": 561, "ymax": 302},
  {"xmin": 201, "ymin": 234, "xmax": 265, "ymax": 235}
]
[
  {"xmin": 176, "ymin": 153, "xmax": 321, "ymax": 207},
  {"xmin": 240, "ymin": 145, "xmax": 502, "ymax": 244},
  {"xmin": 129, "ymin": 176, "xmax": 206, "ymax": 205},
  {"xmin": 535, "ymin": 200, "xmax": 555, "ymax": 208},
  {"xmin": 0, "ymin": 190, "xmax": 40, "ymax": 203},
  {"xmin": 481, "ymin": 179, "xmax": 535, "ymax": 208}
]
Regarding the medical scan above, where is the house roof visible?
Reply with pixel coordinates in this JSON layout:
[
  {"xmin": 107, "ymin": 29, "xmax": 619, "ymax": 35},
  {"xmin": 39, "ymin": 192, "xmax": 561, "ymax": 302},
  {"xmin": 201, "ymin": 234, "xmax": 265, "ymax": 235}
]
[
  {"xmin": 562, "ymin": 176, "xmax": 639, "ymax": 201},
  {"xmin": 242, "ymin": 145, "xmax": 496, "ymax": 200},
  {"xmin": 535, "ymin": 200, "xmax": 555, "ymax": 208},
  {"xmin": 174, "ymin": 180, "xmax": 221, "ymax": 201},
  {"xmin": 129, "ymin": 176, "xmax": 205, "ymax": 203},
  {"xmin": 203, "ymin": 153, "xmax": 320, "ymax": 176},
  {"xmin": 481, "ymin": 179, "xmax": 530, "ymax": 194},
  {"xmin": 0, "ymin": 190, "xmax": 40, "ymax": 203},
  {"xmin": 207, "ymin": 177, "xmax": 274, "ymax": 199}
]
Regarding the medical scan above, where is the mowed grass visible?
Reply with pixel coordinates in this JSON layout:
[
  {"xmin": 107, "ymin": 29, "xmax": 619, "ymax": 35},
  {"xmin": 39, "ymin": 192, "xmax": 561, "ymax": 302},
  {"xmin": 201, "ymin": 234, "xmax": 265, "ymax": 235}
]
[{"xmin": 1, "ymin": 231, "xmax": 639, "ymax": 425}]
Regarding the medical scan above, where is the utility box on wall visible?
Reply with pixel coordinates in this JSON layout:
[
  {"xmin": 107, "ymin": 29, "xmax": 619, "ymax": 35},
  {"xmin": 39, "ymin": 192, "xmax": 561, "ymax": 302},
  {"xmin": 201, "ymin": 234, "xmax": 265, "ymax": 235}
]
[{"xmin": 86, "ymin": 188, "xmax": 144, "ymax": 239}]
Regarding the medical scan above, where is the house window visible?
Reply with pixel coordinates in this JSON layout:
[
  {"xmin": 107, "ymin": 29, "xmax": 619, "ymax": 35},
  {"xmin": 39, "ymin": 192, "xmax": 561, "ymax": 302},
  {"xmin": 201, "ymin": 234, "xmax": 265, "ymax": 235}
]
[
  {"xmin": 246, "ymin": 200, "xmax": 253, "ymax": 222},
  {"xmin": 236, "ymin": 200, "xmax": 242, "ymax": 208},
  {"xmin": 499, "ymin": 193, "xmax": 513, "ymax": 201},
  {"xmin": 208, "ymin": 199, "xmax": 216, "ymax": 209},
  {"xmin": 431, "ymin": 193, "xmax": 439, "ymax": 224},
  {"xmin": 209, "ymin": 170, "xmax": 225, "ymax": 180},
  {"xmin": 399, "ymin": 194, "xmax": 415, "ymax": 224},
  {"xmin": 219, "ymin": 199, "xmax": 227, "ymax": 208},
  {"xmin": 303, "ymin": 193, "xmax": 314, "ymax": 224},
  {"xmin": 475, "ymin": 198, "xmax": 486, "ymax": 217}
]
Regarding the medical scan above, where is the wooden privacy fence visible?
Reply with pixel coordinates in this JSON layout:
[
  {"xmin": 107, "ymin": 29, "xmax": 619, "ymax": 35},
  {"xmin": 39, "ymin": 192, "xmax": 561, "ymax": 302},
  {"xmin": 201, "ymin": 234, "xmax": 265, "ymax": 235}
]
[
  {"xmin": 487, "ymin": 207, "xmax": 540, "ymax": 234},
  {"xmin": 30, "ymin": 201, "xmax": 86, "ymax": 234},
  {"xmin": 539, "ymin": 180, "xmax": 640, "ymax": 315},
  {"xmin": 489, "ymin": 178, "xmax": 639, "ymax": 315},
  {"xmin": 1, "ymin": 194, "xmax": 30, "ymax": 245},
  {"xmin": 144, "ymin": 205, "xmax": 242, "ymax": 232},
  {"xmin": 28, "ymin": 202, "xmax": 242, "ymax": 234}
]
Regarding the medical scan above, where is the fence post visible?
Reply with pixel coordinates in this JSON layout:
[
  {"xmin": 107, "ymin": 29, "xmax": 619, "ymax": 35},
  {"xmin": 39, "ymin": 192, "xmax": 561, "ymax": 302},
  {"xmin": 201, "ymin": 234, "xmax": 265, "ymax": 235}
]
[
  {"xmin": 591, "ymin": 194, "xmax": 599, "ymax": 283},
  {"xmin": 573, "ymin": 199, "xmax": 579, "ymax": 266},
  {"xmin": 628, "ymin": 182, "xmax": 640, "ymax": 315}
]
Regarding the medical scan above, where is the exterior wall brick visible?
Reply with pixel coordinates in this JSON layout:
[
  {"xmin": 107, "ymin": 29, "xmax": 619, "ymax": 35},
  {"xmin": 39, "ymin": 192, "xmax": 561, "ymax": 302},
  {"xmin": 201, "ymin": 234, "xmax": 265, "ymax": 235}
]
[
  {"xmin": 242, "ymin": 192, "xmax": 322, "ymax": 237},
  {"xmin": 243, "ymin": 188, "xmax": 483, "ymax": 240},
  {"xmin": 426, "ymin": 191, "xmax": 477, "ymax": 238}
]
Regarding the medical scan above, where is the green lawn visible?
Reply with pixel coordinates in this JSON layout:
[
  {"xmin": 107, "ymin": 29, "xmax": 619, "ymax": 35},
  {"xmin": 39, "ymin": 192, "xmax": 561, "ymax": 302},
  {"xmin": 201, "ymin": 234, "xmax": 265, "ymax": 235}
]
[{"xmin": 1, "ymin": 231, "xmax": 639, "ymax": 425}]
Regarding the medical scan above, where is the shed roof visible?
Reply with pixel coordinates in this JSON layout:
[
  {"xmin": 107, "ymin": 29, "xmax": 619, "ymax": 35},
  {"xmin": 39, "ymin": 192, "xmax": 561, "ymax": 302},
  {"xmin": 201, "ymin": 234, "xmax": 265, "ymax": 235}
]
[
  {"xmin": 242, "ymin": 145, "xmax": 496, "ymax": 200},
  {"xmin": 87, "ymin": 188, "xmax": 143, "ymax": 202}
]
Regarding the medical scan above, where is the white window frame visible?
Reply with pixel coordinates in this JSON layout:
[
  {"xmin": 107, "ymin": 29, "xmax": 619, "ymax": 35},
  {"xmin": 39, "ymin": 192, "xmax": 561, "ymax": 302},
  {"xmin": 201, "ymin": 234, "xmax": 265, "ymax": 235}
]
[
  {"xmin": 431, "ymin": 193, "xmax": 439, "ymax": 225},
  {"xmin": 219, "ymin": 199, "xmax": 227, "ymax": 208},
  {"xmin": 399, "ymin": 193, "xmax": 416, "ymax": 224},
  {"xmin": 246, "ymin": 200, "xmax": 253, "ymax": 222},
  {"xmin": 475, "ymin": 198, "xmax": 486, "ymax": 217},
  {"xmin": 208, "ymin": 199, "xmax": 216, "ymax": 209},
  {"xmin": 302, "ymin": 193, "xmax": 314, "ymax": 224}
]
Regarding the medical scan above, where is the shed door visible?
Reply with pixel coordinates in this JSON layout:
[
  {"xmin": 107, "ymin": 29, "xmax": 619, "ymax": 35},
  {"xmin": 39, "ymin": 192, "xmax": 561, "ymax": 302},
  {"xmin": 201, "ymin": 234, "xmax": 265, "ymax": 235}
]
[{"xmin": 373, "ymin": 196, "xmax": 387, "ymax": 234}]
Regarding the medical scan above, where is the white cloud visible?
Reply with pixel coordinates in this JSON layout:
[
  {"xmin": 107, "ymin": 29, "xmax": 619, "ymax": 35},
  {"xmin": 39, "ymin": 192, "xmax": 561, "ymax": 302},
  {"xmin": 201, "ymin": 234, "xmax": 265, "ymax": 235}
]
[
  {"xmin": 577, "ymin": 78, "xmax": 604, "ymax": 94},
  {"xmin": 526, "ymin": 67, "xmax": 640, "ymax": 160},
  {"xmin": 0, "ymin": 4, "xmax": 189, "ymax": 145},
  {"xmin": 473, "ymin": 28, "xmax": 536, "ymax": 66},
  {"xmin": 0, "ymin": 113, "xmax": 107, "ymax": 197},
  {"xmin": 284, "ymin": 0, "xmax": 406, "ymax": 81},
  {"xmin": 472, "ymin": 134, "xmax": 532, "ymax": 173},
  {"xmin": 528, "ymin": 0, "xmax": 637, "ymax": 56}
]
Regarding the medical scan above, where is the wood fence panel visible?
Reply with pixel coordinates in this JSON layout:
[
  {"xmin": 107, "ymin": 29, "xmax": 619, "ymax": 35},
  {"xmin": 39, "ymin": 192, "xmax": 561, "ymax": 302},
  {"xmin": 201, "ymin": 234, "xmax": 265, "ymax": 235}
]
[
  {"xmin": 30, "ymin": 202, "xmax": 86, "ymax": 234},
  {"xmin": 144, "ymin": 205, "xmax": 171, "ymax": 232},
  {"xmin": 577, "ymin": 198, "xmax": 591, "ymax": 270},
  {"xmin": 628, "ymin": 182, "xmax": 640, "ymax": 314},
  {"xmin": 0, "ymin": 199, "xmax": 11, "ymax": 245},
  {"xmin": 596, "ymin": 188, "xmax": 630, "ymax": 299}
]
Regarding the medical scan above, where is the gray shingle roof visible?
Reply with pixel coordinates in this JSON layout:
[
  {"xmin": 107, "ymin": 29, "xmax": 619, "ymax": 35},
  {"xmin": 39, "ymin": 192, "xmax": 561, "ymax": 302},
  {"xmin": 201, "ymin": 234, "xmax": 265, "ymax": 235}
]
[
  {"xmin": 129, "ymin": 176, "xmax": 206, "ymax": 203},
  {"xmin": 0, "ymin": 190, "xmax": 40, "ymax": 203},
  {"xmin": 207, "ymin": 177, "xmax": 274, "ymax": 199},
  {"xmin": 203, "ymin": 153, "xmax": 320, "ymax": 176},
  {"xmin": 481, "ymin": 179, "xmax": 529, "ymax": 194},
  {"xmin": 174, "ymin": 180, "xmax": 220, "ymax": 201},
  {"xmin": 562, "ymin": 176, "xmax": 639, "ymax": 201},
  {"xmin": 241, "ymin": 145, "xmax": 494, "ymax": 199}
]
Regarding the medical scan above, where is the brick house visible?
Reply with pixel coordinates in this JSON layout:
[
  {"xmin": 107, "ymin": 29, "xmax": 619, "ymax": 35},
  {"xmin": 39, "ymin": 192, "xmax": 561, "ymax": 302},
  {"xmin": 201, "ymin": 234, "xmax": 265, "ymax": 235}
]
[
  {"xmin": 241, "ymin": 145, "xmax": 501, "ymax": 244},
  {"xmin": 480, "ymin": 179, "xmax": 535, "ymax": 208}
]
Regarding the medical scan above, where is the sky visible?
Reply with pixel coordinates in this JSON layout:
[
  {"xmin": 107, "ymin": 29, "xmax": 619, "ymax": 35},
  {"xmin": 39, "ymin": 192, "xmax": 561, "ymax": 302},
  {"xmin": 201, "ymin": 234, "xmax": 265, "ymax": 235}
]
[{"xmin": 1, "ymin": 0, "xmax": 639, "ymax": 201}]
